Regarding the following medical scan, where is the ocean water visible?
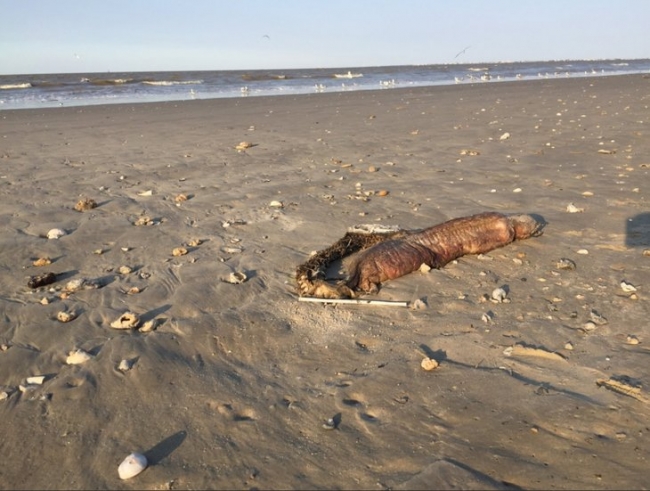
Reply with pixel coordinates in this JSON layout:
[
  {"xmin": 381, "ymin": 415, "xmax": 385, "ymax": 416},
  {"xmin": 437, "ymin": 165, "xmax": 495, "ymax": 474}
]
[{"xmin": 1, "ymin": 58, "xmax": 649, "ymax": 110}]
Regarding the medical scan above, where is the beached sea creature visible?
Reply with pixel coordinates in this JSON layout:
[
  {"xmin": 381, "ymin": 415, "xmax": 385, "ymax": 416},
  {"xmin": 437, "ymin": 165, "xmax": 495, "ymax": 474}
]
[
  {"xmin": 118, "ymin": 452, "xmax": 148, "ymax": 480},
  {"xmin": 296, "ymin": 212, "xmax": 543, "ymax": 299},
  {"xmin": 47, "ymin": 228, "xmax": 66, "ymax": 239},
  {"xmin": 28, "ymin": 272, "xmax": 57, "ymax": 289},
  {"xmin": 74, "ymin": 197, "xmax": 97, "ymax": 212},
  {"xmin": 110, "ymin": 312, "xmax": 141, "ymax": 329}
]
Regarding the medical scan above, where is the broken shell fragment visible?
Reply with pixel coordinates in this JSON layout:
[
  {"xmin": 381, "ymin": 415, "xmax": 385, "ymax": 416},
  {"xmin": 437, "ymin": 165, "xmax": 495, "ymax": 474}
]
[
  {"xmin": 376, "ymin": 189, "xmax": 390, "ymax": 197},
  {"xmin": 420, "ymin": 357, "xmax": 439, "ymax": 371},
  {"xmin": 172, "ymin": 247, "xmax": 188, "ymax": 257},
  {"xmin": 57, "ymin": 311, "xmax": 77, "ymax": 323},
  {"xmin": 47, "ymin": 228, "xmax": 66, "ymax": 240},
  {"xmin": 117, "ymin": 359, "xmax": 133, "ymax": 372},
  {"xmin": 64, "ymin": 277, "xmax": 99, "ymax": 292},
  {"xmin": 138, "ymin": 319, "xmax": 157, "ymax": 333},
  {"xmin": 491, "ymin": 287, "xmax": 508, "ymax": 303},
  {"xmin": 620, "ymin": 281, "xmax": 637, "ymax": 293},
  {"xmin": 33, "ymin": 257, "xmax": 52, "ymax": 267},
  {"xmin": 174, "ymin": 193, "xmax": 188, "ymax": 203},
  {"xmin": 133, "ymin": 216, "xmax": 153, "ymax": 226},
  {"xmin": 269, "ymin": 200, "xmax": 284, "ymax": 208},
  {"xmin": 118, "ymin": 452, "xmax": 148, "ymax": 480},
  {"xmin": 28, "ymin": 272, "xmax": 57, "ymax": 289},
  {"xmin": 224, "ymin": 271, "xmax": 247, "ymax": 284},
  {"xmin": 566, "ymin": 203, "xmax": 584, "ymax": 213},
  {"xmin": 235, "ymin": 141, "xmax": 255, "ymax": 151},
  {"xmin": 74, "ymin": 197, "xmax": 98, "ymax": 212},
  {"xmin": 26, "ymin": 376, "xmax": 45, "ymax": 385},
  {"xmin": 110, "ymin": 312, "xmax": 141, "ymax": 330},
  {"xmin": 187, "ymin": 238, "xmax": 203, "ymax": 247},
  {"xmin": 118, "ymin": 266, "xmax": 133, "ymax": 275},
  {"xmin": 556, "ymin": 258, "xmax": 576, "ymax": 270},
  {"xmin": 66, "ymin": 349, "xmax": 92, "ymax": 365},
  {"xmin": 626, "ymin": 335, "xmax": 640, "ymax": 345}
]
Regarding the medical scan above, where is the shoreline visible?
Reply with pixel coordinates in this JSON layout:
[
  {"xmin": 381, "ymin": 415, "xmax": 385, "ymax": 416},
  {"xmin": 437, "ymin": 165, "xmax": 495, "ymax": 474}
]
[{"xmin": 1, "ymin": 72, "xmax": 650, "ymax": 489}]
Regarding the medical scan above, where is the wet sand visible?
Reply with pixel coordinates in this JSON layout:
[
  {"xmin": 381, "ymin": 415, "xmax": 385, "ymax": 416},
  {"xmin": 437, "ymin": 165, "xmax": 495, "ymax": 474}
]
[{"xmin": 1, "ymin": 74, "xmax": 650, "ymax": 489}]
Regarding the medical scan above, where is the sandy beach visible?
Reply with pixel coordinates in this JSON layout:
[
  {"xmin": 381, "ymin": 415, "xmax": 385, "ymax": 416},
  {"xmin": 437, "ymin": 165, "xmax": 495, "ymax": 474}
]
[{"xmin": 1, "ymin": 73, "xmax": 650, "ymax": 489}]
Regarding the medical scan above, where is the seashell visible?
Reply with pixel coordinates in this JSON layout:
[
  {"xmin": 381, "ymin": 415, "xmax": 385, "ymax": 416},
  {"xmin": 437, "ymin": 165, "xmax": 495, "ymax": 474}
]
[
  {"xmin": 583, "ymin": 321, "xmax": 597, "ymax": 331},
  {"xmin": 459, "ymin": 149, "xmax": 480, "ymax": 156},
  {"xmin": 269, "ymin": 200, "xmax": 284, "ymax": 208},
  {"xmin": 66, "ymin": 349, "xmax": 92, "ymax": 365},
  {"xmin": 556, "ymin": 258, "xmax": 576, "ymax": 270},
  {"xmin": 235, "ymin": 141, "xmax": 255, "ymax": 151},
  {"xmin": 118, "ymin": 452, "xmax": 148, "ymax": 480},
  {"xmin": 93, "ymin": 249, "xmax": 104, "ymax": 255},
  {"xmin": 576, "ymin": 249, "xmax": 589, "ymax": 255},
  {"xmin": 620, "ymin": 280, "xmax": 637, "ymax": 292},
  {"xmin": 411, "ymin": 298, "xmax": 428, "ymax": 310},
  {"xmin": 126, "ymin": 286, "xmax": 141, "ymax": 295},
  {"xmin": 117, "ymin": 359, "xmax": 133, "ymax": 371},
  {"xmin": 138, "ymin": 319, "xmax": 157, "ymax": 333},
  {"xmin": 581, "ymin": 191, "xmax": 594, "ymax": 197},
  {"xmin": 643, "ymin": 249, "xmax": 650, "ymax": 257},
  {"xmin": 187, "ymin": 238, "xmax": 203, "ymax": 247},
  {"xmin": 224, "ymin": 271, "xmax": 247, "ymax": 284},
  {"xmin": 137, "ymin": 190, "xmax": 153, "ymax": 196},
  {"xmin": 64, "ymin": 278, "xmax": 87, "ymax": 292},
  {"xmin": 421, "ymin": 357, "xmax": 439, "ymax": 371},
  {"xmin": 589, "ymin": 310, "xmax": 608, "ymax": 325},
  {"xmin": 376, "ymin": 189, "xmax": 390, "ymax": 197},
  {"xmin": 110, "ymin": 312, "xmax": 140, "ymax": 329},
  {"xmin": 499, "ymin": 132, "xmax": 511, "ymax": 140},
  {"xmin": 118, "ymin": 266, "xmax": 133, "ymax": 275},
  {"xmin": 564, "ymin": 342, "xmax": 574, "ymax": 350},
  {"xmin": 512, "ymin": 188, "xmax": 522, "ymax": 193},
  {"xmin": 26, "ymin": 376, "xmax": 45, "ymax": 385},
  {"xmin": 566, "ymin": 203, "xmax": 584, "ymax": 213},
  {"xmin": 57, "ymin": 311, "xmax": 77, "ymax": 323},
  {"xmin": 47, "ymin": 228, "xmax": 66, "ymax": 240},
  {"xmin": 74, "ymin": 197, "xmax": 97, "ymax": 212},
  {"xmin": 367, "ymin": 165, "xmax": 378, "ymax": 172},
  {"xmin": 322, "ymin": 418, "xmax": 337, "ymax": 430},
  {"xmin": 481, "ymin": 312, "xmax": 493, "ymax": 323},
  {"xmin": 133, "ymin": 216, "xmax": 152, "ymax": 226},
  {"xmin": 174, "ymin": 193, "xmax": 188, "ymax": 203},
  {"xmin": 491, "ymin": 287, "xmax": 508, "ymax": 303},
  {"xmin": 27, "ymin": 272, "xmax": 57, "ymax": 289},
  {"xmin": 597, "ymin": 148, "xmax": 615, "ymax": 154},
  {"xmin": 33, "ymin": 257, "xmax": 52, "ymax": 267},
  {"xmin": 0, "ymin": 391, "xmax": 9, "ymax": 401},
  {"xmin": 172, "ymin": 247, "xmax": 188, "ymax": 257},
  {"xmin": 221, "ymin": 246, "xmax": 243, "ymax": 254},
  {"xmin": 418, "ymin": 263, "xmax": 431, "ymax": 273},
  {"xmin": 626, "ymin": 335, "xmax": 640, "ymax": 345}
]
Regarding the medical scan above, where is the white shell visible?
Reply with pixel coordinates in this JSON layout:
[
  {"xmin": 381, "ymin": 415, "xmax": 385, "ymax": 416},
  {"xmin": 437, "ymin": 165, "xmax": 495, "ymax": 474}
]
[
  {"xmin": 491, "ymin": 287, "xmax": 508, "ymax": 303},
  {"xmin": 26, "ymin": 376, "xmax": 45, "ymax": 385},
  {"xmin": 620, "ymin": 281, "xmax": 637, "ymax": 292},
  {"xmin": 118, "ymin": 452, "xmax": 147, "ymax": 480},
  {"xmin": 47, "ymin": 228, "xmax": 66, "ymax": 240},
  {"xmin": 66, "ymin": 349, "xmax": 92, "ymax": 365},
  {"xmin": 110, "ymin": 312, "xmax": 141, "ymax": 329}
]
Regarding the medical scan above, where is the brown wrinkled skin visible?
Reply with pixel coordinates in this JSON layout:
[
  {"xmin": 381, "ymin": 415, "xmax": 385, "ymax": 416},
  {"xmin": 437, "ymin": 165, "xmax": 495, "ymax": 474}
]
[{"xmin": 296, "ymin": 212, "xmax": 542, "ymax": 298}]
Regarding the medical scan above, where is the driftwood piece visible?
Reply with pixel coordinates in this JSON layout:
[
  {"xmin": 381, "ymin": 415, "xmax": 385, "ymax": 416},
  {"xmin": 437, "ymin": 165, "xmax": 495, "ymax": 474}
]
[{"xmin": 296, "ymin": 212, "xmax": 543, "ymax": 299}]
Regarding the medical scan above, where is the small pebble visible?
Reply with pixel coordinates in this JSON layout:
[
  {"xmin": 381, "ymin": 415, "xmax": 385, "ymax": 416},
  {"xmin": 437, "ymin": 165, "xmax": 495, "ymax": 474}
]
[{"xmin": 491, "ymin": 287, "xmax": 508, "ymax": 303}]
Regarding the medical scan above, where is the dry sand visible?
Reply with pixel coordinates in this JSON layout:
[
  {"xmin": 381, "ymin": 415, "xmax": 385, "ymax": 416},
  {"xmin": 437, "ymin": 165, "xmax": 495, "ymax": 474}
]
[{"xmin": 1, "ymin": 74, "xmax": 650, "ymax": 489}]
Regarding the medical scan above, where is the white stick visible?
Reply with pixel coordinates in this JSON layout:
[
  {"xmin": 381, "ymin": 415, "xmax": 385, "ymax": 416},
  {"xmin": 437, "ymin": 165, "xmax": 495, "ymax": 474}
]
[{"xmin": 298, "ymin": 296, "xmax": 409, "ymax": 307}]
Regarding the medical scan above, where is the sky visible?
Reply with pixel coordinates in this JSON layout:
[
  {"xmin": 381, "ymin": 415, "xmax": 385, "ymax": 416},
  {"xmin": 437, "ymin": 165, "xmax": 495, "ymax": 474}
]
[{"xmin": 1, "ymin": 0, "xmax": 649, "ymax": 75}]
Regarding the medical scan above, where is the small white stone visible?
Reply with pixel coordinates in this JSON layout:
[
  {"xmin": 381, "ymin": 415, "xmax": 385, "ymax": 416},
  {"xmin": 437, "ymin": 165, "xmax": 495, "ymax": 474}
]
[
  {"xmin": 269, "ymin": 200, "xmax": 284, "ymax": 208},
  {"xmin": 491, "ymin": 287, "xmax": 508, "ymax": 303},
  {"xmin": 118, "ymin": 452, "xmax": 148, "ymax": 480},
  {"xmin": 577, "ymin": 249, "xmax": 589, "ymax": 255},
  {"xmin": 499, "ymin": 132, "xmax": 511, "ymax": 140}
]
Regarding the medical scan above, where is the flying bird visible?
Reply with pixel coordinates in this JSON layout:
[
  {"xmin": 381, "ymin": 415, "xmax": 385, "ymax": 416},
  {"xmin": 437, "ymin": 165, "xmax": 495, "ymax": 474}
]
[
  {"xmin": 262, "ymin": 34, "xmax": 270, "ymax": 40},
  {"xmin": 454, "ymin": 46, "xmax": 470, "ymax": 59}
]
